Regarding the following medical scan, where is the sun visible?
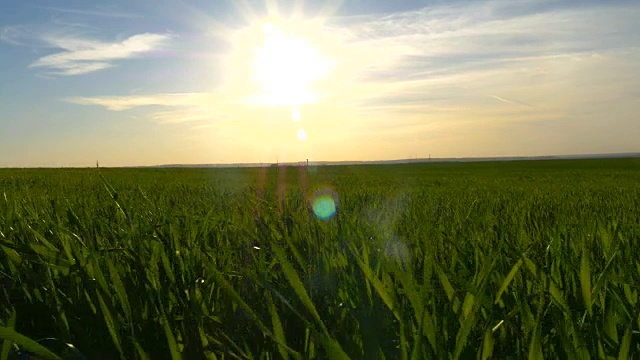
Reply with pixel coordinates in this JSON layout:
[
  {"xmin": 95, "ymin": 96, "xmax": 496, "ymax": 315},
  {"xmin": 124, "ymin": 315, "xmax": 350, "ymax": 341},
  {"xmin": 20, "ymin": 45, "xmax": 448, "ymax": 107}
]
[
  {"xmin": 222, "ymin": 15, "xmax": 335, "ymax": 108},
  {"xmin": 251, "ymin": 20, "xmax": 333, "ymax": 106}
]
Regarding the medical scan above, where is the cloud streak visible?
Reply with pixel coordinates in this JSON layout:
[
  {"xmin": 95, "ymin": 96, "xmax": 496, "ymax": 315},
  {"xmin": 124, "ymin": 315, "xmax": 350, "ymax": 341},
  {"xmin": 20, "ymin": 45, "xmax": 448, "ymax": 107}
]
[
  {"xmin": 66, "ymin": 93, "xmax": 234, "ymax": 125},
  {"xmin": 491, "ymin": 95, "xmax": 534, "ymax": 108},
  {"xmin": 32, "ymin": 5, "xmax": 141, "ymax": 19},
  {"xmin": 30, "ymin": 33, "xmax": 170, "ymax": 76},
  {"xmin": 67, "ymin": 93, "xmax": 211, "ymax": 111},
  {"xmin": 1, "ymin": 24, "xmax": 170, "ymax": 76}
]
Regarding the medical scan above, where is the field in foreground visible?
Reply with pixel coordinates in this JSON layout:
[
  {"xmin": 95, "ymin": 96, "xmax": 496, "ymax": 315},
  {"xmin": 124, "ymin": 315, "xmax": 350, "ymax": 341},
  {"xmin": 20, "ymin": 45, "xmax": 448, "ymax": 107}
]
[{"xmin": 1, "ymin": 159, "xmax": 640, "ymax": 359}]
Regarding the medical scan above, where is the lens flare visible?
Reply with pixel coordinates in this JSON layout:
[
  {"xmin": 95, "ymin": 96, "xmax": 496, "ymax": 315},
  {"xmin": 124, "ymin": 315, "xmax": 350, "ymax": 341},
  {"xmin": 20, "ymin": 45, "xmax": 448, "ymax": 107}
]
[
  {"xmin": 311, "ymin": 189, "xmax": 338, "ymax": 220},
  {"xmin": 291, "ymin": 107, "xmax": 301, "ymax": 121},
  {"xmin": 312, "ymin": 196, "xmax": 336, "ymax": 220},
  {"xmin": 297, "ymin": 128, "xmax": 307, "ymax": 141}
]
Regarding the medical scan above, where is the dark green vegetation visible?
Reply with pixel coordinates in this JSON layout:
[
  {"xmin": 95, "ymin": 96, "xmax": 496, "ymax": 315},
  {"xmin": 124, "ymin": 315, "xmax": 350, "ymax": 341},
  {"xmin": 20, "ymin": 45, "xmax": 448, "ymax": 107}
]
[{"xmin": 1, "ymin": 158, "xmax": 640, "ymax": 359}]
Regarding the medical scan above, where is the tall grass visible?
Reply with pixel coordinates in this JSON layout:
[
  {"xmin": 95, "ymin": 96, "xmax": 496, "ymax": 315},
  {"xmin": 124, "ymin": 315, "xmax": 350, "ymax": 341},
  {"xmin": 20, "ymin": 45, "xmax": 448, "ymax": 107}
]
[{"xmin": 1, "ymin": 159, "xmax": 639, "ymax": 358}]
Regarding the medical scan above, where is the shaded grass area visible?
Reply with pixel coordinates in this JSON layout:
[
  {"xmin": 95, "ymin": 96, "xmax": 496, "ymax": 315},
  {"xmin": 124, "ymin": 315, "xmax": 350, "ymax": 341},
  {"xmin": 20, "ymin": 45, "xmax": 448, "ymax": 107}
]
[{"xmin": 1, "ymin": 158, "xmax": 640, "ymax": 359}]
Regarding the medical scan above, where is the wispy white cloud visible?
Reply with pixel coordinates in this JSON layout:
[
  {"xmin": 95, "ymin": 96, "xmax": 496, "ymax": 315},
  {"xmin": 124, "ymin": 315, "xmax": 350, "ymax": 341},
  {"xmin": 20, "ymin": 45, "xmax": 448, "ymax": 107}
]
[
  {"xmin": 1, "ymin": 24, "xmax": 171, "ymax": 76},
  {"xmin": 66, "ymin": 93, "xmax": 233, "ymax": 126},
  {"xmin": 0, "ymin": 25, "xmax": 48, "ymax": 47},
  {"xmin": 67, "ymin": 93, "xmax": 215, "ymax": 111},
  {"xmin": 32, "ymin": 5, "xmax": 141, "ymax": 19},
  {"xmin": 31, "ymin": 33, "xmax": 170, "ymax": 76},
  {"xmin": 491, "ymin": 95, "xmax": 534, "ymax": 108}
]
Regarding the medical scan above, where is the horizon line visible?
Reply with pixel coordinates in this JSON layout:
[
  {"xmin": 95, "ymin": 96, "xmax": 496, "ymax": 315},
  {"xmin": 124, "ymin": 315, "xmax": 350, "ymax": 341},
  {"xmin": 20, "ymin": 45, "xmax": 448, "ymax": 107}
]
[{"xmin": 1, "ymin": 151, "xmax": 639, "ymax": 169}]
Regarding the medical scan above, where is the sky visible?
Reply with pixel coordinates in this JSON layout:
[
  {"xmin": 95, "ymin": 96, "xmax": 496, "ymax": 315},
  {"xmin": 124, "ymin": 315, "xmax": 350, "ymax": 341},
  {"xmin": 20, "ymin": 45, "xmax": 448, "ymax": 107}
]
[{"xmin": 1, "ymin": 0, "xmax": 639, "ymax": 167}]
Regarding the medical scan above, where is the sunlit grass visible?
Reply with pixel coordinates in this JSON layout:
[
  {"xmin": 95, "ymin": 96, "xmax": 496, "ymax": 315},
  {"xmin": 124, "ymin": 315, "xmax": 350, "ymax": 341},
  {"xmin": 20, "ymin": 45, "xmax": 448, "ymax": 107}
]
[{"xmin": 1, "ymin": 159, "xmax": 640, "ymax": 358}]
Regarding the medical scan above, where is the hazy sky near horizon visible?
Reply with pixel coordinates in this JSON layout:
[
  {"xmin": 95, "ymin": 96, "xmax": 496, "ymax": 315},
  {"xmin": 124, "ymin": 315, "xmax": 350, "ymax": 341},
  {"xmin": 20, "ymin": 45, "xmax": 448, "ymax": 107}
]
[{"xmin": 1, "ymin": 0, "xmax": 639, "ymax": 166}]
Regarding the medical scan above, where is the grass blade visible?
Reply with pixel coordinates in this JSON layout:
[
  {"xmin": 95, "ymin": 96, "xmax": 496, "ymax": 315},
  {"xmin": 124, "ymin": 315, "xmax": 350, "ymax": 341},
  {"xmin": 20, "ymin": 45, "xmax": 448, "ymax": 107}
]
[
  {"xmin": 349, "ymin": 245, "xmax": 401, "ymax": 322},
  {"xmin": 1, "ymin": 311, "xmax": 16, "ymax": 360},
  {"xmin": 213, "ymin": 271, "xmax": 302, "ymax": 359},
  {"xmin": 618, "ymin": 326, "xmax": 631, "ymax": 360},
  {"xmin": 96, "ymin": 292, "xmax": 124, "ymax": 360},
  {"xmin": 266, "ymin": 292, "xmax": 289, "ymax": 360},
  {"xmin": 132, "ymin": 341, "xmax": 150, "ymax": 360},
  {"xmin": 580, "ymin": 247, "xmax": 592, "ymax": 316},
  {"xmin": 453, "ymin": 310, "xmax": 476, "ymax": 360},
  {"xmin": 271, "ymin": 244, "xmax": 349, "ymax": 359},
  {"xmin": 271, "ymin": 244, "xmax": 324, "ymax": 330},
  {"xmin": 528, "ymin": 323, "xmax": 542, "ymax": 360},
  {"xmin": 0, "ymin": 327, "xmax": 61, "ymax": 360},
  {"xmin": 481, "ymin": 327, "xmax": 494, "ymax": 360},
  {"xmin": 162, "ymin": 318, "xmax": 182, "ymax": 360},
  {"xmin": 495, "ymin": 258, "xmax": 522, "ymax": 304}
]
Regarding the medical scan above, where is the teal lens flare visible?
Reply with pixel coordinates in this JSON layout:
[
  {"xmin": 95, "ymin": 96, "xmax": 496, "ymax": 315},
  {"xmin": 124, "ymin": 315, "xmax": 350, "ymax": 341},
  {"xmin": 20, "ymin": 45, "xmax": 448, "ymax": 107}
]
[{"xmin": 311, "ymin": 190, "xmax": 338, "ymax": 220}]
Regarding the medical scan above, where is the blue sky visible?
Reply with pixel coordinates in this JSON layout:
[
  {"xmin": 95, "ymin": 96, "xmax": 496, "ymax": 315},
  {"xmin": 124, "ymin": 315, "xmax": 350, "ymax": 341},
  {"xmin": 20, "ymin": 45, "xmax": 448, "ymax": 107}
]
[{"xmin": 1, "ymin": 0, "xmax": 639, "ymax": 166}]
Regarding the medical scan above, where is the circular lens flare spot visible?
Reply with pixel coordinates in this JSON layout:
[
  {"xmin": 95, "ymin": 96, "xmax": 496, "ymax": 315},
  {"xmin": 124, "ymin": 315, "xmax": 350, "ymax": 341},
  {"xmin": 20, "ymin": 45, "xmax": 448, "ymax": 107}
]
[
  {"xmin": 297, "ymin": 128, "xmax": 307, "ymax": 141},
  {"xmin": 292, "ymin": 107, "xmax": 301, "ymax": 121},
  {"xmin": 311, "ymin": 189, "xmax": 338, "ymax": 220}
]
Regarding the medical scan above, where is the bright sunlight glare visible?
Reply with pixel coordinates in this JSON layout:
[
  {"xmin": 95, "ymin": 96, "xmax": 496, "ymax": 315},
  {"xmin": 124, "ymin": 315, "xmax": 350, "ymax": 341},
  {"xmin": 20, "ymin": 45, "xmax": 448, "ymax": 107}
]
[
  {"xmin": 291, "ymin": 107, "xmax": 301, "ymax": 121},
  {"xmin": 252, "ymin": 21, "xmax": 333, "ymax": 106},
  {"xmin": 297, "ymin": 128, "xmax": 308, "ymax": 141}
]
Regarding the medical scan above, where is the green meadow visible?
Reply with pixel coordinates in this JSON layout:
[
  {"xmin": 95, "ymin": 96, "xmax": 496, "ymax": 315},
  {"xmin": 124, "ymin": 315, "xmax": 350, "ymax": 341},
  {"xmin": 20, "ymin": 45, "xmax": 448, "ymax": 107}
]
[{"xmin": 1, "ymin": 158, "xmax": 640, "ymax": 359}]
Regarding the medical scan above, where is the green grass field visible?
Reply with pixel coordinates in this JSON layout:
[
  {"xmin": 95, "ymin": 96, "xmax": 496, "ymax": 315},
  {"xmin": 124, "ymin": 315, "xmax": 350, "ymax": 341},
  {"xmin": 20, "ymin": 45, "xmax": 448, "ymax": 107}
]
[{"xmin": 1, "ymin": 158, "xmax": 640, "ymax": 359}]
